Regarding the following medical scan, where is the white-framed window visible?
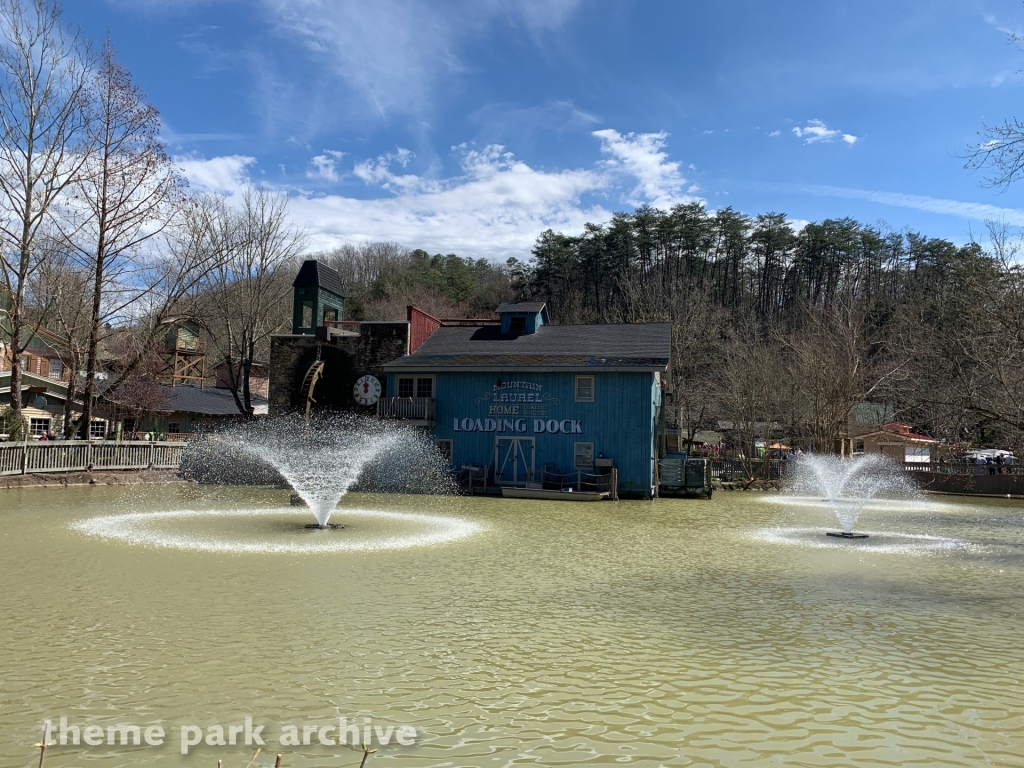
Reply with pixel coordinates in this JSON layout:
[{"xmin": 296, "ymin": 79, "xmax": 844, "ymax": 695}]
[
  {"xmin": 575, "ymin": 375, "xmax": 595, "ymax": 402},
  {"xmin": 30, "ymin": 418, "xmax": 51, "ymax": 436},
  {"xmin": 89, "ymin": 420, "xmax": 106, "ymax": 438},
  {"xmin": 435, "ymin": 439, "xmax": 452, "ymax": 461},
  {"xmin": 47, "ymin": 358, "xmax": 64, "ymax": 379},
  {"xmin": 415, "ymin": 376, "xmax": 434, "ymax": 399},
  {"xmin": 574, "ymin": 442, "xmax": 594, "ymax": 468},
  {"xmin": 397, "ymin": 376, "xmax": 434, "ymax": 398}
]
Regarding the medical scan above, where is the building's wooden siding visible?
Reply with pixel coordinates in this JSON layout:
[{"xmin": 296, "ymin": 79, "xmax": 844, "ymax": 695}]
[
  {"xmin": 500, "ymin": 309, "xmax": 544, "ymax": 335},
  {"xmin": 407, "ymin": 306, "xmax": 442, "ymax": 354},
  {"xmin": 291, "ymin": 286, "xmax": 344, "ymax": 335},
  {"xmin": 390, "ymin": 369, "xmax": 660, "ymax": 496}
]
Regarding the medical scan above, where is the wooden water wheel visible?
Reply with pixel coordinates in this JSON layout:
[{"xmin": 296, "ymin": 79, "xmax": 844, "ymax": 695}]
[{"xmin": 299, "ymin": 359, "xmax": 325, "ymax": 423}]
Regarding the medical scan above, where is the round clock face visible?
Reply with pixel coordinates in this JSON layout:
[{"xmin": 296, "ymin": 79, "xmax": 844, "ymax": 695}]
[{"xmin": 353, "ymin": 374, "xmax": 382, "ymax": 406}]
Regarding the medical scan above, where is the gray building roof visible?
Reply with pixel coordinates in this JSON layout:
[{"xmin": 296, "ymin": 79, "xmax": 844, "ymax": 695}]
[
  {"xmin": 384, "ymin": 322, "xmax": 671, "ymax": 371},
  {"xmin": 292, "ymin": 260, "xmax": 346, "ymax": 298},
  {"xmin": 496, "ymin": 301, "xmax": 548, "ymax": 314},
  {"xmin": 154, "ymin": 385, "xmax": 267, "ymax": 416}
]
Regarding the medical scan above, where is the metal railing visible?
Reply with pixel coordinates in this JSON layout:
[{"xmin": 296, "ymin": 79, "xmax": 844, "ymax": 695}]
[
  {"xmin": 376, "ymin": 397, "xmax": 435, "ymax": 420},
  {"xmin": 541, "ymin": 466, "xmax": 617, "ymax": 494},
  {"xmin": 0, "ymin": 440, "xmax": 185, "ymax": 476}
]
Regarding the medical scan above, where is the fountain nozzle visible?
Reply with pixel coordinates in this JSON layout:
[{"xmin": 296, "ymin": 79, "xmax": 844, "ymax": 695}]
[{"xmin": 826, "ymin": 531, "xmax": 868, "ymax": 539}]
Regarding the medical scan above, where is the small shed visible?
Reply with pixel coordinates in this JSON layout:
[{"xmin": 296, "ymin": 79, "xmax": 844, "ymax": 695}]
[{"xmin": 853, "ymin": 422, "xmax": 938, "ymax": 463}]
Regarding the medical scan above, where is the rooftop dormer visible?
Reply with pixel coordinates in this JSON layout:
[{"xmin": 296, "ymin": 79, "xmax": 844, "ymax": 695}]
[{"xmin": 496, "ymin": 302, "xmax": 548, "ymax": 335}]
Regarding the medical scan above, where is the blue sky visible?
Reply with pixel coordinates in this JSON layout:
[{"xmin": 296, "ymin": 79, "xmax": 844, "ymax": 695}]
[{"xmin": 68, "ymin": 0, "xmax": 1024, "ymax": 259}]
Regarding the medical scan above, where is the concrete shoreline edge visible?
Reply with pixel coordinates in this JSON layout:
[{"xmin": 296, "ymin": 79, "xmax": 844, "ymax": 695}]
[{"xmin": 0, "ymin": 470, "xmax": 187, "ymax": 491}]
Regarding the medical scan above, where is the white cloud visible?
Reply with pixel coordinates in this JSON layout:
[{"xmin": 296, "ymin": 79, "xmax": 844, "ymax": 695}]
[
  {"xmin": 470, "ymin": 100, "xmax": 600, "ymax": 141},
  {"xmin": 592, "ymin": 129, "xmax": 695, "ymax": 209},
  {"xmin": 257, "ymin": 0, "xmax": 581, "ymax": 119},
  {"xmin": 174, "ymin": 154, "xmax": 255, "ymax": 194},
  {"xmin": 352, "ymin": 147, "xmax": 418, "ymax": 190},
  {"xmin": 113, "ymin": 1, "xmax": 585, "ymax": 141},
  {"xmin": 306, "ymin": 150, "xmax": 346, "ymax": 182},
  {"xmin": 983, "ymin": 12, "xmax": 1022, "ymax": 38},
  {"xmin": 291, "ymin": 144, "xmax": 609, "ymax": 259},
  {"xmin": 802, "ymin": 184, "xmax": 1024, "ymax": 226},
  {"xmin": 487, "ymin": 0, "xmax": 582, "ymax": 30},
  {"xmin": 791, "ymin": 119, "xmax": 858, "ymax": 145},
  {"xmin": 174, "ymin": 129, "xmax": 706, "ymax": 260}
]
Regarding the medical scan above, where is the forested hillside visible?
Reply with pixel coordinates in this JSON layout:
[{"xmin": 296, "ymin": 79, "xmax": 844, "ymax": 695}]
[{"xmin": 513, "ymin": 203, "xmax": 1024, "ymax": 454}]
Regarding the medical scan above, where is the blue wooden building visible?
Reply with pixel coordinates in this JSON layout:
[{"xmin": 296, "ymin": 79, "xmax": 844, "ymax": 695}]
[{"xmin": 381, "ymin": 302, "xmax": 671, "ymax": 498}]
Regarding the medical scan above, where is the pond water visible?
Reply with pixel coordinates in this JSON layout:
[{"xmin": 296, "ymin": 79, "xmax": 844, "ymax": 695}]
[{"xmin": 1, "ymin": 485, "xmax": 1023, "ymax": 767}]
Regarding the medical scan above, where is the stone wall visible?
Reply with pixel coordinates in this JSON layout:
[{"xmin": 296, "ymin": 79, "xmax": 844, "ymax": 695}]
[{"xmin": 268, "ymin": 322, "xmax": 409, "ymax": 416}]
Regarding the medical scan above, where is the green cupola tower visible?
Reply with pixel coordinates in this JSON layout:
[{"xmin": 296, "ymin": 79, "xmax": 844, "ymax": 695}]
[{"xmin": 291, "ymin": 260, "xmax": 346, "ymax": 335}]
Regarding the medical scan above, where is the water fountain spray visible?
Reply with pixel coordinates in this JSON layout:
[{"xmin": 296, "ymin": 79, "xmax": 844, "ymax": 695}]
[
  {"xmin": 787, "ymin": 454, "xmax": 921, "ymax": 538},
  {"xmin": 181, "ymin": 413, "xmax": 446, "ymax": 529}
]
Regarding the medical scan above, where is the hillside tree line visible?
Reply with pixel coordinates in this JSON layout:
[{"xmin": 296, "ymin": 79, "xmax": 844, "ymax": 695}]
[{"xmin": 514, "ymin": 204, "xmax": 1024, "ymax": 457}]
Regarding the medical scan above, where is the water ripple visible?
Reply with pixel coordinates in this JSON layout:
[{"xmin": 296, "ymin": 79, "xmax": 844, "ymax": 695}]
[{"xmin": 71, "ymin": 506, "xmax": 483, "ymax": 554}]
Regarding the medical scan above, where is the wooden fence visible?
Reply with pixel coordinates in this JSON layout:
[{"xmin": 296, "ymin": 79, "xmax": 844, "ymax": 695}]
[
  {"xmin": 703, "ymin": 458, "xmax": 1021, "ymax": 483},
  {"xmin": 904, "ymin": 462, "xmax": 1021, "ymax": 476},
  {"xmin": 0, "ymin": 441, "xmax": 185, "ymax": 477},
  {"xmin": 706, "ymin": 458, "xmax": 791, "ymax": 481}
]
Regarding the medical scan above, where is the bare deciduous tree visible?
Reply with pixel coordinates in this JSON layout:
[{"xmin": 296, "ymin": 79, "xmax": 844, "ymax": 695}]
[
  {"xmin": 916, "ymin": 223, "xmax": 1024, "ymax": 448},
  {"xmin": 67, "ymin": 38, "xmax": 183, "ymax": 436},
  {"xmin": 196, "ymin": 187, "xmax": 305, "ymax": 416},
  {"xmin": 80, "ymin": 197, "xmax": 232, "ymax": 410},
  {"xmin": 0, "ymin": 0, "xmax": 91, "ymax": 421},
  {"xmin": 717, "ymin": 325, "xmax": 787, "ymax": 480},
  {"xmin": 28, "ymin": 251, "xmax": 91, "ymax": 436},
  {"xmin": 786, "ymin": 300, "xmax": 907, "ymax": 453}
]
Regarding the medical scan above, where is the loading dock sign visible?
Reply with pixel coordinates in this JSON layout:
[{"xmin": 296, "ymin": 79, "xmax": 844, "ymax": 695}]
[
  {"xmin": 461, "ymin": 381, "xmax": 579, "ymax": 433},
  {"xmin": 453, "ymin": 418, "xmax": 582, "ymax": 434}
]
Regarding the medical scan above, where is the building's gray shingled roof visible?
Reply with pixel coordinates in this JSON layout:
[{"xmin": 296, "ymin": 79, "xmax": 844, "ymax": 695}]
[
  {"xmin": 156, "ymin": 384, "xmax": 267, "ymax": 415},
  {"xmin": 384, "ymin": 322, "xmax": 671, "ymax": 370},
  {"xmin": 292, "ymin": 260, "xmax": 347, "ymax": 298},
  {"xmin": 496, "ymin": 301, "xmax": 548, "ymax": 314}
]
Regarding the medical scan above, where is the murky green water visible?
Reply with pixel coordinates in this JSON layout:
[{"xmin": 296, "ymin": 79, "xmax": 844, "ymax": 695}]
[{"xmin": 1, "ymin": 485, "xmax": 1023, "ymax": 767}]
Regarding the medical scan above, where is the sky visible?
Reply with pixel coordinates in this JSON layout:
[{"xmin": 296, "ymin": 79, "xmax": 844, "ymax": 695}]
[{"xmin": 61, "ymin": 0, "xmax": 1024, "ymax": 260}]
